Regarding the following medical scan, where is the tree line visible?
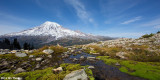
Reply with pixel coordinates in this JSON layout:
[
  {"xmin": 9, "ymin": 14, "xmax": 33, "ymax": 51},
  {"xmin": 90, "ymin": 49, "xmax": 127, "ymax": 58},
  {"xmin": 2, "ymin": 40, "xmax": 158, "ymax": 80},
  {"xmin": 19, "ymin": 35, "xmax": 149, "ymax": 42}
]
[{"xmin": 0, "ymin": 38, "xmax": 34, "ymax": 50}]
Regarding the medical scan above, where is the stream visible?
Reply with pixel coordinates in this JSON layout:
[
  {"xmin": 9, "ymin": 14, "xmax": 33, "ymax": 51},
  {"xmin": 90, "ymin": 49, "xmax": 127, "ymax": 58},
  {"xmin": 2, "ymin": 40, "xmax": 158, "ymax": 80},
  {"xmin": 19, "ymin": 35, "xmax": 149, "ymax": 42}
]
[{"xmin": 62, "ymin": 49, "xmax": 147, "ymax": 80}]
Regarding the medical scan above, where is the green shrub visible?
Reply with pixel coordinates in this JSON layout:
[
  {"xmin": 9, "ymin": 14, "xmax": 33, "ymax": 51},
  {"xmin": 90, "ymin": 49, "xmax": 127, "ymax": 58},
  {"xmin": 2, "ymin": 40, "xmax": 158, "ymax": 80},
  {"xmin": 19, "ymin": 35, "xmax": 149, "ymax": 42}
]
[{"xmin": 142, "ymin": 33, "xmax": 154, "ymax": 38}]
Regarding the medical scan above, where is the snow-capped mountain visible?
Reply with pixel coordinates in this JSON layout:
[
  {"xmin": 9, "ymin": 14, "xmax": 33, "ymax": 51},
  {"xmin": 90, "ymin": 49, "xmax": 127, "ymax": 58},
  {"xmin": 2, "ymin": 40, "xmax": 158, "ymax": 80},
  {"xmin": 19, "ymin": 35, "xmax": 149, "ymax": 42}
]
[
  {"xmin": 4, "ymin": 21, "xmax": 87, "ymax": 39},
  {"xmin": 0, "ymin": 21, "xmax": 113, "ymax": 48}
]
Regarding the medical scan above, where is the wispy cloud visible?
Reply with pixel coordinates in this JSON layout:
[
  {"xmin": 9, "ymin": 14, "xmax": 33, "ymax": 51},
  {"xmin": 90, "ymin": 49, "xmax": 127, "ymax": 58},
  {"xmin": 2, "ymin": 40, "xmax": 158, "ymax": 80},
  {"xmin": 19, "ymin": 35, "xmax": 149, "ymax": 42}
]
[
  {"xmin": 100, "ymin": 0, "xmax": 140, "ymax": 16},
  {"xmin": 121, "ymin": 16, "xmax": 142, "ymax": 24},
  {"xmin": 0, "ymin": 12, "xmax": 29, "ymax": 23},
  {"xmin": 64, "ymin": 0, "xmax": 95, "ymax": 24},
  {"xmin": 141, "ymin": 18, "xmax": 160, "ymax": 27}
]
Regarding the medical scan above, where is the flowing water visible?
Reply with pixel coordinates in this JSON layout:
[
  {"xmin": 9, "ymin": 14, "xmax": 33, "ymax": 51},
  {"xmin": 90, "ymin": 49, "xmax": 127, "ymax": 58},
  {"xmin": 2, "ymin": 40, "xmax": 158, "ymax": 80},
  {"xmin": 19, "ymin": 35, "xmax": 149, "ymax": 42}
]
[{"xmin": 62, "ymin": 51, "xmax": 147, "ymax": 80}]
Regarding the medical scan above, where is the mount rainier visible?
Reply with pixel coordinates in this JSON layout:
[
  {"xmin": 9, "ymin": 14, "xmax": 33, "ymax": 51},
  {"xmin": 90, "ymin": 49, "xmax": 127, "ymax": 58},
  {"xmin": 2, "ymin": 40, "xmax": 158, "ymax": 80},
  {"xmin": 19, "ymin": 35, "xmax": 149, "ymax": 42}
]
[{"xmin": 0, "ymin": 21, "xmax": 112, "ymax": 48}]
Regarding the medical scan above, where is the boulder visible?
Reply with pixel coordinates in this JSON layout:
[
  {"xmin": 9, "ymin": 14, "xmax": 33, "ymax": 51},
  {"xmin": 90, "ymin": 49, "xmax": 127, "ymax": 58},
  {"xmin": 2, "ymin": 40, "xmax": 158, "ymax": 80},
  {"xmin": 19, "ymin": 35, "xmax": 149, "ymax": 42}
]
[
  {"xmin": 15, "ymin": 53, "xmax": 27, "ymax": 57},
  {"xmin": 53, "ymin": 67, "xmax": 63, "ymax": 73},
  {"xmin": 14, "ymin": 68, "xmax": 26, "ymax": 74},
  {"xmin": 63, "ymin": 69, "xmax": 88, "ymax": 80},
  {"xmin": 43, "ymin": 49, "xmax": 54, "ymax": 54}
]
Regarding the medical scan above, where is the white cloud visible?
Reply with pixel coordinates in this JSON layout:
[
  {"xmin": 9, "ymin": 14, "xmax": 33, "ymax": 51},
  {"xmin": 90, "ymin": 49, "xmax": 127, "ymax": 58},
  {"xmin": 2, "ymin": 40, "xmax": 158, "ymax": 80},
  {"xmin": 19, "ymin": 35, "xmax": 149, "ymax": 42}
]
[
  {"xmin": 121, "ymin": 16, "xmax": 142, "ymax": 24},
  {"xmin": 64, "ymin": 0, "xmax": 95, "ymax": 24},
  {"xmin": 141, "ymin": 18, "xmax": 160, "ymax": 27}
]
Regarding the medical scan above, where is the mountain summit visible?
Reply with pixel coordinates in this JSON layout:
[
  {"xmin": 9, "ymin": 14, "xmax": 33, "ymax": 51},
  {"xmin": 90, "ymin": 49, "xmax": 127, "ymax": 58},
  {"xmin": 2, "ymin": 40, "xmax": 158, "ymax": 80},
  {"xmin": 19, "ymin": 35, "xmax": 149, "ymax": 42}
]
[
  {"xmin": 4, "ymin": 21, "xmax": 86, "ymax": 39},
  {"xmin": 0, "ymin": 21, "xmax": 112, "ymax": 48}
]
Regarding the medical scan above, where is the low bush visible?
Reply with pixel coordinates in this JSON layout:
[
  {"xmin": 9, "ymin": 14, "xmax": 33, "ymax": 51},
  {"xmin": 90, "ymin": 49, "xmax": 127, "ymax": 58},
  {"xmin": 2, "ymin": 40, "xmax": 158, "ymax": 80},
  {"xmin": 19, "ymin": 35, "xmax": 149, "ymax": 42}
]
[
  {"xmin": 126, "ymin": 49, "xmax": 160, "ymax": 62},
  {"xmin": 142, "ymin": 33, "xmax": 154, "ymax": 38}
]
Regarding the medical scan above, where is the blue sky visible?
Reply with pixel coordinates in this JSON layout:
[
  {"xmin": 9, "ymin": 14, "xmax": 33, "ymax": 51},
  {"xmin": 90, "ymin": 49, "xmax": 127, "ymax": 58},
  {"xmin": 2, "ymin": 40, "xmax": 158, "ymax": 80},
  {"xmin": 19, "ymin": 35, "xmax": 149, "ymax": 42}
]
[{"xmin": 0, "ymin": 0, "xmax": 160, "ymax": 38}]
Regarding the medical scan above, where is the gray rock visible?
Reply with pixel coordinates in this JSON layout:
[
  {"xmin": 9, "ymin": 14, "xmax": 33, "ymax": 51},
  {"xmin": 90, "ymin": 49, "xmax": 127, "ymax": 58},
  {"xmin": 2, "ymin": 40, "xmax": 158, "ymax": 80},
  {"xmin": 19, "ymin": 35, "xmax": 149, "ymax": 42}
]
[
  {"xmin": 36, "ymin": 57, "xmax": 43, "ymax": 61},
  {"xmin": 73, "ymin": 58, "xmax": 78, "ymax": 61},
  {"xmin": 14, "ymin": 68, "xmax": 26, "ymax": 74},
  {"xmin": 115, "ymin": 62, "xmax": 120, "ymax": 66},
  {"xmin": 35, "ymin": 64, "xmax": 40, "ymax": 68},
  {"xmin": 63, "ymin": 69, "xmax": 88, "ymax": 80},
  {"xmin": 29, "ymin": 50, "xmax": 34, "ymax": 53},
  {"xmin": 87, "ymin": 57, "xmax": 96, "ymax": 60},
  {"xmin": 29, "ymin": 55, "xmax": 34, "ymax": 58},
  {"xmin": 0, "ymin": 61, "xmax": 8, "ymax": 66},
  {"xmin": 0, "ymin": 69, "xmax": 10, "ymax": 73},
  {"xmin": 80, "ymin": 56, "xmax": 85, "ymax": 60},
  {"xmin": 15, "ymin": 53, "xmax": 27, "ymax": 57},
  {"xmin": 0, "ymin": 52, "xmax": 7, "ymax": 54},
  {"xmin": 88, "ymin": 66, "xmax": 95, "ymax": 69},
  {"xmin": 48, "ymin": 55, "xmax": 52, "ymax": 58},
  {"xmin": 43, "ymin": 49, "xmax": 54, "ymax": 54},
  {"xmin": 53, "ymin": 67, "xmax": 63, "ymax": 73}
]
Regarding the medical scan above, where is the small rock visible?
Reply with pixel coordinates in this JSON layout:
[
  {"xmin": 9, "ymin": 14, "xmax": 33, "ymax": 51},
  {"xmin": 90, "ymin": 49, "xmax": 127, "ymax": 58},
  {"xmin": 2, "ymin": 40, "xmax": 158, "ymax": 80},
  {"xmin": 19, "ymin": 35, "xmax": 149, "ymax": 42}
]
[
  {"xmin": 88, "ymin": 66, "xmax": 95, "ymax": 69},
  {"xmin": 53, "ymin": 67, "xmax": 63, "ymax": 73},
  {"xmin": 36, "ymin": 57, "xmax": 43, "ymax": 61},
  {"xmin": 87, "ymin": 57, "xmax": 96, "ymax": 60},
  {"xmin": 35, "ymin": 64, "xmax": 40, "ymax": 68},
  {"xmin": 14, "ymin": 68, "xmax": 26, "ymax": 74},
  {"xmin": 29, "ymin": 55, "xmax": 34, "ymax": 58},
  {"xmin": 80, "ymin": 56, "xmax": 85, "ymax": 60},
  {"xmin": 15, "ymin": 53, "xmax": 27, "ymax": 57},
  {"xmin": 43, "ymin": 49, "xmax": 54, "ymax": 54},
  {"xmin": 73, "ymin": 58, "xmax": 78, "ymax": 61},
  {"xmin": 48, "ymin": 55, "xmax": 52, "ymax": 58},
  {"xmin": 0, "ymin": 69, "xmax": 10, "ymax": 73},
  {"xmin": 1, "ymin": 61, "xmax": 8, "ymax": 66},
  {"xmin": 115, "ymin": 62, "xmax": 120, "ymax": 66},
  {"xmin": 92, "ymin": 53, "xmax": 100, "ymax": 55}
]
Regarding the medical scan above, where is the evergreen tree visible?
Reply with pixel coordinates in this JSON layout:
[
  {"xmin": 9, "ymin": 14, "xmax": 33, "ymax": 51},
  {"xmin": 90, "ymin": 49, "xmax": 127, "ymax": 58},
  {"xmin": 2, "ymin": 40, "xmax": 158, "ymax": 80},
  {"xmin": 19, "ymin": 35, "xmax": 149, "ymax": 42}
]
[
  {"xmin": 13, "ymin": 38, "xmax": 21, "ymax": 49},
  {"xmin": 23, "ymin": 42, "xmax": 28, "ymax": 50},
  {"xmin": 3, "ymin": 38, "xmax": 10, "ymax": 45}
]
